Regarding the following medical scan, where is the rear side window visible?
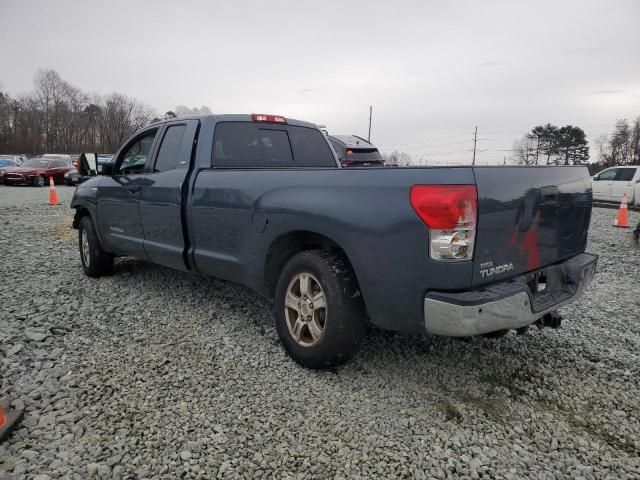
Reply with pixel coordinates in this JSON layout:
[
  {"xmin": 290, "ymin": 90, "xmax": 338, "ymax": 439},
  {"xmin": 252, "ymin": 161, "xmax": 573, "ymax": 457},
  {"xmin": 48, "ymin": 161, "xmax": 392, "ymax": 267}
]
[
  {"xmin": 616, "ymin": 168, "xmax": 637, "ymax": 181},
  {"xmin": 213, "ymin": 123, "xmax": 293, "ymax": 167},
  {"xmin": 212, "ymin": 122, "xmax": 335, "ymax": 168},
  {"xmin": 328, "ymin": 138, "xmax": 345, "ymax": 157},
  {"xmin": 155, "ymin": 125, "xmax": 187, "ymax": 172},
  {"xmin": 51, "ymin": 160, "xmax": 68, "ymax": 168},
  {"xmin": 288, "ymin": 126, "xmax": 336, "ymax": 167}
]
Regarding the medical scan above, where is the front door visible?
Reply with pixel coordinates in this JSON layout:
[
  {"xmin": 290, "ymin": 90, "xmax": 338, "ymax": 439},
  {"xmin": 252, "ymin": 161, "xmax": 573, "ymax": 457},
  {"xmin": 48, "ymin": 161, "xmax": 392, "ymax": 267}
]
[
  {"xmin": 97, "ymin": 128, "xmax": 159, "ymax": 259},
  {"xmin": 592, "ymin": 168, "xmax": 618, "ymax": 201},
  {"xmin": 139, "ymin": 120, "xmax": 198, "ymax": 271}
]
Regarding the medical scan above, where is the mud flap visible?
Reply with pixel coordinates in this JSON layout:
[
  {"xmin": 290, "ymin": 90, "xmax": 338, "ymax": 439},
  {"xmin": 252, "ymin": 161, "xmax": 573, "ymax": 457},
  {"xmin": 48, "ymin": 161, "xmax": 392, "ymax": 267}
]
[{"xmin": 0, "ymin": 398, "xmax": 23, "ymax": 442}]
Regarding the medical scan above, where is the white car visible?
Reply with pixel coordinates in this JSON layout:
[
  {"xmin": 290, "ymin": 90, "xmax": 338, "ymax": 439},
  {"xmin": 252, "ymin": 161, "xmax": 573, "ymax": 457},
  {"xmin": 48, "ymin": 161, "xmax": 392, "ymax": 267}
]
[{"xmin": 592, "ymin": 166, "xmax": 640, "ymax": 206}]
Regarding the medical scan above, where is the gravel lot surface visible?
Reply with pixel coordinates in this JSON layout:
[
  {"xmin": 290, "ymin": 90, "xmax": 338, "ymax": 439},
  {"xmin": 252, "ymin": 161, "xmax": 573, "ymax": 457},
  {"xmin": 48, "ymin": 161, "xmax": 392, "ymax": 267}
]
[{"xmin": 1, "ymin": 185, "xmax": 639, "ymax": 480}]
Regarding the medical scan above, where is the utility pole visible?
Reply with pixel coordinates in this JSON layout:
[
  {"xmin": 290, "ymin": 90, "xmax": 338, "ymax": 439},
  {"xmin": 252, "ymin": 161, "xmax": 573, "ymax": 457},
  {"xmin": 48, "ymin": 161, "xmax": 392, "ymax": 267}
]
[
  {"xmin": 367, "ymin": 106, "xmax": 372, "ymax": 142},
  {"xmin": 472, "ymin": 126, "xmax": 478, "ymax": 165}
]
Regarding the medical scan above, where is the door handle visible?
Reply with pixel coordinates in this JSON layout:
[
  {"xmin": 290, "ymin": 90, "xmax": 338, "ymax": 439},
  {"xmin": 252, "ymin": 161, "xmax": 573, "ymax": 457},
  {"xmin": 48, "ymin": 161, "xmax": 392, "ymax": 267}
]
[{"xmin": 126, "ymin": 185, "xmax": 140, "ymax": 194}]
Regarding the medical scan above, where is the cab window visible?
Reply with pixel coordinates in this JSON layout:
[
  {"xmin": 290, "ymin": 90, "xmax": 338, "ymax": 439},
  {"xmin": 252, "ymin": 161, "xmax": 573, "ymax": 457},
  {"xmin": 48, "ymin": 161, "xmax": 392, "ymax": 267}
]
[
  {"xmin": 213, "ymin": 123, "xmax": 293, "ymax": 167},
  {"xmin": 118, "ymin": 130, "xmax": 158, "ymax": 174},
  {"xmin": 597, "ymin": 169, "xmax": 618, "ymax": 181},
  {"xmin": 154, "ymin": 125, "xmax": 187, "ymax": 172},
  {"xmin": 616, "ymin": 168, "xmax": 637, "ymax": 182}
]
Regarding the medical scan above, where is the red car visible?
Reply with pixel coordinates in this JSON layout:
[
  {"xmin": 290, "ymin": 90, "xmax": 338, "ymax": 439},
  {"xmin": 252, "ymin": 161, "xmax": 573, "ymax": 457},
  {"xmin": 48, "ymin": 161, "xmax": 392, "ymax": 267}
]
[{"xmin": 0, "ymin": 157, "xmax": 76, "ymax": 186}]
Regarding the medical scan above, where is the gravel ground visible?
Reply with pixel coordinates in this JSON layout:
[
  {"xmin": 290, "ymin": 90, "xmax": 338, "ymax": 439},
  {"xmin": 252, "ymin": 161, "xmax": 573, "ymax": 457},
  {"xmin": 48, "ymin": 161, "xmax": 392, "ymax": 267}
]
[{"xmin": 1, "ymin": 185, "xmax": 639, "ymax": 480}]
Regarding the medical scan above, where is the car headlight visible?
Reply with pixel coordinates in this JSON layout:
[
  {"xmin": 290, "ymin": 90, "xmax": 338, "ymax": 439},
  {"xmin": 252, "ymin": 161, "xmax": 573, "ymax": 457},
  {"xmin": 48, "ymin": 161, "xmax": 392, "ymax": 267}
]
[{"xmin": 64, "ymin": 172, "xmax": 70, "ymax": 178}]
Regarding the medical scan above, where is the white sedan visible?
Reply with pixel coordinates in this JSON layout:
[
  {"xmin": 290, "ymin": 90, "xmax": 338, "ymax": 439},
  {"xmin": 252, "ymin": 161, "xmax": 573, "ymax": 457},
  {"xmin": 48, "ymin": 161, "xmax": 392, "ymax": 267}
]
[{"xmin": 592, "ymin": 166, "xmax": 640, "ymax": 205}]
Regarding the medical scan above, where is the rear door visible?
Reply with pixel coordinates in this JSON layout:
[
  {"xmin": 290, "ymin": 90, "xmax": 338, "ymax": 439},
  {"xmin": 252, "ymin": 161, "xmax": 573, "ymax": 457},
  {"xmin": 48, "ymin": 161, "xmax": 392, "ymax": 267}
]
[
  {"xmin": 48, "ymin": 160, "xmax": 70, "ymax": 182},
  {"xmin": 611, "ymin": 167, "xmax": 639, "ymax": 204},
  {"xmin": 471, "ymin": 166, "xmax": 592, "ymax": 286},
  {"xmin": 592, "ymin": 168, "xmax": 618, "ymax": 201},
  {"xmin": 192, "ymin": 120, "xmax": 336, "ymax": 281},
  {"xmin": 139, "ymin": 120, "xmax": 198, "ymax": 271},
  {"xmin": 97, "ymin": 128, "xmax": 160, "ymax": 259}
]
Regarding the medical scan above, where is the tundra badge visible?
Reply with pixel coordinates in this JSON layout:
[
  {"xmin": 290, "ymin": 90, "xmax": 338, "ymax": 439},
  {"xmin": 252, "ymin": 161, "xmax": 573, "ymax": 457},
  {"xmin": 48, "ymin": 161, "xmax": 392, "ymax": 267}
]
[{"xmin": 479, "ymin": 261, "xmax": 514, "ymax": 278}]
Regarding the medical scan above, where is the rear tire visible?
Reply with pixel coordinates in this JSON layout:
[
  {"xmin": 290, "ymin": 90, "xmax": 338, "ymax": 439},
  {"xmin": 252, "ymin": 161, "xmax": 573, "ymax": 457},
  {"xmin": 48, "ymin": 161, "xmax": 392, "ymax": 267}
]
[
  {"xmin": 273, "ymin": 250, "xmax": 366, "ymax": 369},
  {"xmin": 79, "ymin": 216, "xmax": 113, "ymax": 277}
]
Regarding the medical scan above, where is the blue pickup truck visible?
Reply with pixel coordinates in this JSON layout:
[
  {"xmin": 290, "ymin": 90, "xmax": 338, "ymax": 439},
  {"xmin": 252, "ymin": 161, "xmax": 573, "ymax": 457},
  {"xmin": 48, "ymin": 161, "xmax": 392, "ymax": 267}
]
[{"xmin": 71, "ymin": 114, "xmax": 597, "ymax": 368}]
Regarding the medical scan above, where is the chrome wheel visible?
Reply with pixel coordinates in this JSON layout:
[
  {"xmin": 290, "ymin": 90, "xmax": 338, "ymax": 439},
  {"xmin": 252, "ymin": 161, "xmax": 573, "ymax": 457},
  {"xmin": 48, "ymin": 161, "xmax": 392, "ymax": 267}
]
[
  {"xmin": 81, "ymin": 228, "xmax": 90, "ymax": 267},
  {"xmin": 284, "ymin": 272, "xmax": 327, "ymax": 347}
]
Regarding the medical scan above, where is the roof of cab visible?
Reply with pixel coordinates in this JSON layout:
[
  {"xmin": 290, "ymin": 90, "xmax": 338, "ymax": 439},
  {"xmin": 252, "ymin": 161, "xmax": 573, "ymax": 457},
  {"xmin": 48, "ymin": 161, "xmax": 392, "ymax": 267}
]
[
  {"xmin": 329, "ymin": 135, "xmax": 376, "ymax": 149},
  {"xmin": 148, "ymin": 114, "xmax": 319, "ymax": 130}
]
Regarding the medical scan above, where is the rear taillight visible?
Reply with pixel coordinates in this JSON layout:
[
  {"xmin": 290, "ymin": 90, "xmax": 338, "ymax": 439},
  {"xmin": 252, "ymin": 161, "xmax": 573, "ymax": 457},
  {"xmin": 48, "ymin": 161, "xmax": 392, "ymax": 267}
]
[
  {"xmin": 340, "ymin": 158, "xmax": 353, "ymax": 167},
  {"xmin": 251, "ymin": 113, "xmax": 287, "ymax": 124},
  {"xmin": 410, "ymin": 185, "xmax": 478, "ymax": 261}
]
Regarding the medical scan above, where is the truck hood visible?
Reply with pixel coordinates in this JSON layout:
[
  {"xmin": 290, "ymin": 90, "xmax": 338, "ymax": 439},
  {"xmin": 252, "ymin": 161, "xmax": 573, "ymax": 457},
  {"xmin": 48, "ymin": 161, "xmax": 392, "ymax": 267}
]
[{"xmin": 471, "ymin": 166, "xmax": 592, "ymax": 286}]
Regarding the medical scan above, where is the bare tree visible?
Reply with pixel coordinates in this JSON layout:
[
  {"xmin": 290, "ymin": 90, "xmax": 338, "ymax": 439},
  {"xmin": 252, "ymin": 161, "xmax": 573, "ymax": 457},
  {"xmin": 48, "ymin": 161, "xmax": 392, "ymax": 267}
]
[
  {"xmin": 598, "ymin": 118, "xmax": 640, "ymax": 167},
  {"xmin": 100, "ymin": 93, "xmax": 155, "ymax": 152},
  {"xmin": 174, "ymin": 105, "xmax": 212, "ymax": 116},
  {"xmin": 512, "ymin": 136, "xmax": 536, "ymax": 165},
  {"xmin": 0, "ymin": 69, "xmax": 156, "ymax": 155}
]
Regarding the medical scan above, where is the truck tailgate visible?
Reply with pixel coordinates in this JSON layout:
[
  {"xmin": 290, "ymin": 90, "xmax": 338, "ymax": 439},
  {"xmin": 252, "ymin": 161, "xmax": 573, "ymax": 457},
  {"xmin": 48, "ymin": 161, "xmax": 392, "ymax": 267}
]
[{"xmin": 472, "ymin": 166, "xmax": 592, "ymax": 286}]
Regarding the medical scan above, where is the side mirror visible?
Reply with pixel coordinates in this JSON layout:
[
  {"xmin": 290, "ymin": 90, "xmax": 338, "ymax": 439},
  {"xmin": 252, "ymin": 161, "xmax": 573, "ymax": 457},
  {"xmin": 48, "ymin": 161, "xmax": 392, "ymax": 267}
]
[
  {"xmin": 592, "ymin": 175, "xmax": 598, "ymax": 181},
  {"xmin": 79, "ymin": 153, "xmax": 98, "ymax": 176}
]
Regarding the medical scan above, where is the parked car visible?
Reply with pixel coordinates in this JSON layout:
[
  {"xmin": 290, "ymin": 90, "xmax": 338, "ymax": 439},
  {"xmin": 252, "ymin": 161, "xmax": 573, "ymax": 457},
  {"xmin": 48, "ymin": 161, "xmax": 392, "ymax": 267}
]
[
  {"xmin": 65, "ymin": 155, "xmax": 114, "ymax": 185},
  {"xmin": 0, "ymin": 158, "xmax": 17, "ymax": 172},
  {"xmin": 71, "ymin": 114, "xmax": 597, "ymax": 368},
  {"xmin": 327, "ymin": 135, "xmax": 385, "ymax": 167},
  {"xmin": 64, "ymin": 169, "xmax": 82, "ymax": 186},
  {"xmin": 0, "ymin": 157, "xmax": 76, "ymax": 186},
  {"xmin": 592, "ymin": 166, "xmax": 640, "ymax": 205},
  {"xmin": 97, "ymin": 155, "xmax": 114, "ymax": 173},
  {"xmin": 0, "ymin": 154, "xmax": 25, "ymax": 166}
]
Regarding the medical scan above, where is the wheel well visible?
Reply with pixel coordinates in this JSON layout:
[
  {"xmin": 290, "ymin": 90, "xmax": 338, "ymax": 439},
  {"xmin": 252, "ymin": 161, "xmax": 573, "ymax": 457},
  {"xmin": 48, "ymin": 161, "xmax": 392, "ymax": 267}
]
[
  {"xmin": 264, "ymin": 231, "xmax": 361, "ymax": 300},
  {"xmin": 72, "ymin": 207, "xmax": 90, "ymax": 229}
]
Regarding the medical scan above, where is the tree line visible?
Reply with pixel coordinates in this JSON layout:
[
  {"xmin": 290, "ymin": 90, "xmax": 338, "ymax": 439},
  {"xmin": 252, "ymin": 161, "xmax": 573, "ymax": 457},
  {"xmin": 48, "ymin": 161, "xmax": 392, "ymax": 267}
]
[
  {"xmin": 0, "ymin": 69, "xmax": 211, "ymax": 155},
  {"xmin": 595, "ymin": 118, "xmax": 640, "ymax": 168},
  {"xmin": 513, "ymin": 118, "xmax": 640, "ymax": 169},
  {"xmin": 512, "ymin": 124, "xmax": 590, "ymax": 165}
]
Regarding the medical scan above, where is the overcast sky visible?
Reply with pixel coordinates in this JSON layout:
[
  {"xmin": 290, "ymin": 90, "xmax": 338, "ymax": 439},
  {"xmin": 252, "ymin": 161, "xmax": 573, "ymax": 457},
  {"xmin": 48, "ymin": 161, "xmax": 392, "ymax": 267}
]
[{"xmin": 1, "ymin": 0, "xmax": 639, "ymax": 164}]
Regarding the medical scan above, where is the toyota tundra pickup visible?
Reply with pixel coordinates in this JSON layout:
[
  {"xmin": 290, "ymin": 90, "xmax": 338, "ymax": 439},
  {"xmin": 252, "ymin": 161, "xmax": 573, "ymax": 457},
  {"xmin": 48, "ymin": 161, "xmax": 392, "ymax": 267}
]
[{"xmin": 70, "ymin": 114, "xmax": 598, "ymax": 368}]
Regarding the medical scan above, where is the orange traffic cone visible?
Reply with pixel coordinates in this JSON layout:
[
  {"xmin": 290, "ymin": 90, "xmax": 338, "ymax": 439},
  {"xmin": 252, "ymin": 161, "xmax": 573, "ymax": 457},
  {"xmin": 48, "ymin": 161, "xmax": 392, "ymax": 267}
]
[
  {"xmin": 48, "ymin": 176, "xmax": 61, "ymax": 205},
  {"xmin": 613, "ymin": 192, "xmax": 630, "ymax": 228},
  {"xmin": 0, "ymin": 398, "xmax": 23, "ymax": 442}
]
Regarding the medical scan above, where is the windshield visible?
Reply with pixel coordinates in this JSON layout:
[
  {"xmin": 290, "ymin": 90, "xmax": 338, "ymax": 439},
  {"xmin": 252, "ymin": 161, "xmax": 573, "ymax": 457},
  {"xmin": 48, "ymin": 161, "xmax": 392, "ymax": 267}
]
[
  {"xmin": 0, "ymin": 159, "xmax": 15, "ymax": 167},
  {"xmin": 21, "ymin": 158, "xmax": 50, "ymax": 168}
]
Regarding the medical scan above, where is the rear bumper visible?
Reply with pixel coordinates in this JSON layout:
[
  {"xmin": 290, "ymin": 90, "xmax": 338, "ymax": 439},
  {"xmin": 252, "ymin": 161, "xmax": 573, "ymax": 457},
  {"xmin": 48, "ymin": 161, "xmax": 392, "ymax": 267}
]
[{"xmin": 424, "ymin": 253, "xmax": 598, "ymax": 336}]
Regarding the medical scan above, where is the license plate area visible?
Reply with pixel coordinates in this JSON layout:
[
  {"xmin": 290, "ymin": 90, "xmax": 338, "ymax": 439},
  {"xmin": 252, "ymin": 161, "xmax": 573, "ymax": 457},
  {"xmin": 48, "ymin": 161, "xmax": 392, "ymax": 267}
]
[{"xmin": 527, "ymin": 270, "xmax": 548, "ymax": 295}]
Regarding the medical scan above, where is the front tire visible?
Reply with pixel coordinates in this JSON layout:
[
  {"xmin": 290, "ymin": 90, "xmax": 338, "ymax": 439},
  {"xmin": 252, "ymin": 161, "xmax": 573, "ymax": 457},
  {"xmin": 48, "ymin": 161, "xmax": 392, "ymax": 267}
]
[
  {"xmin": 32, "ymin": 176, "xmax": 45, "ymax": 187},
  {"xmin": 274, "ymin": 250, "xmax": 366, "ymax": 369},
  {"xmin": 79, "ymin": 216, "xmax": 114, "ymax": 277}
]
